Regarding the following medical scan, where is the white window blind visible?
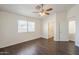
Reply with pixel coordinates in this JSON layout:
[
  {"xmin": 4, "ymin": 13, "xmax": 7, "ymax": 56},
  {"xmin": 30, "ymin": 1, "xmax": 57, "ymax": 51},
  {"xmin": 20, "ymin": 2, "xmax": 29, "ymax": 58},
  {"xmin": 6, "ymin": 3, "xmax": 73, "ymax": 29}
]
[
  {"xmin": 18, "ymin": 20, "xmax": 35, "ymax": 32},
  {"xmin": 18, "ymin": 20, "xmax": 27, "ymax": 32},
  {"xmin": 69, "ymin": 21, "xmax": 75, "ymax": 34},
  {"xmin": 28, "ymin": 21, "xmax": 35, "ymax": 32}
]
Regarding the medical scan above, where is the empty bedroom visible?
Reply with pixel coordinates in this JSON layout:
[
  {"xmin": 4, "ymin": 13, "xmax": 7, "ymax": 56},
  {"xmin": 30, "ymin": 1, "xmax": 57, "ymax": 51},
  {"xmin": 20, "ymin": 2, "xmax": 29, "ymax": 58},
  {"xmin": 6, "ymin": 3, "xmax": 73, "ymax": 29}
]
[{"xmin": 0, "ymin": 4, "xmax": 79, "ymax": 55}]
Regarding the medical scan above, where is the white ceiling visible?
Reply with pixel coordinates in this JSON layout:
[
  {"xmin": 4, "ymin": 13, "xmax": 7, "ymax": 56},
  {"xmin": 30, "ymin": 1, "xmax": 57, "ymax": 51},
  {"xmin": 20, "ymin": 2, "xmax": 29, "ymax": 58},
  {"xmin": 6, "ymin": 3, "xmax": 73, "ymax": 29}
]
[{"xmin": 0, "ymin": 4, "xmax": 75, "ymax": 19}]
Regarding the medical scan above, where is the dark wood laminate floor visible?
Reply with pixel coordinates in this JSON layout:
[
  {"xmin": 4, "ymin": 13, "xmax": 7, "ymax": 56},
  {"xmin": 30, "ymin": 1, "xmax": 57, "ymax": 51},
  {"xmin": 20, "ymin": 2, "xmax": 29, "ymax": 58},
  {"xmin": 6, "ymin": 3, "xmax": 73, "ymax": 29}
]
[{"xmin": 0, "ymin": 38, "xmax": 79, "ymax": 55}]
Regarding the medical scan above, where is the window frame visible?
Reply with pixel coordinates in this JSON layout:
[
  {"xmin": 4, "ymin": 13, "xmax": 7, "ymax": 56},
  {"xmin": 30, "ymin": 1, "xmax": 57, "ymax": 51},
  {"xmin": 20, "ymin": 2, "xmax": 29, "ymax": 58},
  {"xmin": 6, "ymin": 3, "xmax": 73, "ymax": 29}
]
[{"xmin": 18, "ymin": 20, "xmax": 35, "ymax": 33}]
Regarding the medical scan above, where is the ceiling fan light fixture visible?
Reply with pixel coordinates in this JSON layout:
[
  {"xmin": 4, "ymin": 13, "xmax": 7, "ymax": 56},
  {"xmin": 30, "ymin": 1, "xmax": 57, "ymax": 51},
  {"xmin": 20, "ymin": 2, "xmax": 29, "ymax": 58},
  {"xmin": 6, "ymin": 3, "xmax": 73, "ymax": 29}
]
[
  {"xmin": 39, "ymin": 12, "xmax": 46, "ymax": 16},
  {"xmin": 33, "ymin": 4, "xmax": 53, "ymax": 16}
]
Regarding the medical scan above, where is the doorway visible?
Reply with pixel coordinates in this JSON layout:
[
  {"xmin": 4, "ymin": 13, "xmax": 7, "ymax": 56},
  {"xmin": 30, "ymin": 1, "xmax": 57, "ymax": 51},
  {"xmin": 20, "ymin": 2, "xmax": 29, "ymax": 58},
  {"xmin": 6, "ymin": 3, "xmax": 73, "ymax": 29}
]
[
  {"xmin": 48, "ymin": 22, "xmax": 53, "ymax": 39},
  {"xmin": 48, "ymin": 21, "xmax": 54, "ymax": 53}
]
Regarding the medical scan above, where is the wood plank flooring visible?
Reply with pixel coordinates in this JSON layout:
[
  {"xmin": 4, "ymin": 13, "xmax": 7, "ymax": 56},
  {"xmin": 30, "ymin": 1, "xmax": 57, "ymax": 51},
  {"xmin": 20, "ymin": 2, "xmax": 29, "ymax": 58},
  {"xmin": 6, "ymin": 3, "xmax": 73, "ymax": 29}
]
[{"xmin": 0, "ymin": 38, "xmax": 79, "ymax": 55}]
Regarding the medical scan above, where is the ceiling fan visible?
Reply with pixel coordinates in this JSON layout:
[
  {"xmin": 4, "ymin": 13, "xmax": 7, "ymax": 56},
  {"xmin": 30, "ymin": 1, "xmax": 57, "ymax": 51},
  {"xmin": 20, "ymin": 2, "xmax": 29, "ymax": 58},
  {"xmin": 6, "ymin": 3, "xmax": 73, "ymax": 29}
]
[{"xmin": 33, "ymin": 4, "xmax": 53, "ymax": 16}]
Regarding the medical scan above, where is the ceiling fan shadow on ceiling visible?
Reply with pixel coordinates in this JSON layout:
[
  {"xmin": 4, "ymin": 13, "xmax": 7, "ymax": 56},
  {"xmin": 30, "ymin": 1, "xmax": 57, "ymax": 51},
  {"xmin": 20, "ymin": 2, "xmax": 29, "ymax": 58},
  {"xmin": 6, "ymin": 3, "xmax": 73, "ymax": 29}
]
[{"xmin": 32, "ymin": 4, "xmax": 53, "ymax": 16}]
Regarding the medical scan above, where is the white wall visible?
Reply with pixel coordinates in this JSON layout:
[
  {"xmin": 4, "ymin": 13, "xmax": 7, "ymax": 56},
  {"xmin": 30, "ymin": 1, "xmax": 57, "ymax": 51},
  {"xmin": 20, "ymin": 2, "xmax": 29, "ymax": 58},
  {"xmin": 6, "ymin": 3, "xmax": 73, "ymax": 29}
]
[
  {"xmin": 0, "ymin": 11, "xmax": 42, "ymax": 48},
  {"xmin": 42, "ymin": 11, "xmax": 68, "ymax": 41},
  {"xmin": 56, "ymin": 11, "xmax": 68, "ymax": 41},
  {"xmin": 67, "ymin": 5, "xmax": 79, "ymax": 47},
  {"xmin": 67, "ymin": 5, "xmax": 79, "ymax": 18},
  {"xmin": 42, "ymin": 14, "xmax": 56, "ymax": 40}
]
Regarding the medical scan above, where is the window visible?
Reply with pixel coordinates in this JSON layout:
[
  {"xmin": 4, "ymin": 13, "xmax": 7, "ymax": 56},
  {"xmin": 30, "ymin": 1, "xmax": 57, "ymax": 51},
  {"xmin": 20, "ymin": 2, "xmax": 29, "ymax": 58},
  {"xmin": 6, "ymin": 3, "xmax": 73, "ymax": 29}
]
[
  {"xmin": 18, "ymin": 20, "xmax": 35, "ymax": 32},
  {"xmin": 18, "ymin": 20, "xmax": 27, "ymax": 32},
  {"xmin": 69, "ymin": 21, "xmax": 75, "ymax": 34},
  {"xmin": 28, "ymin": 21, "xmax": 35, "ymax": 32}
]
